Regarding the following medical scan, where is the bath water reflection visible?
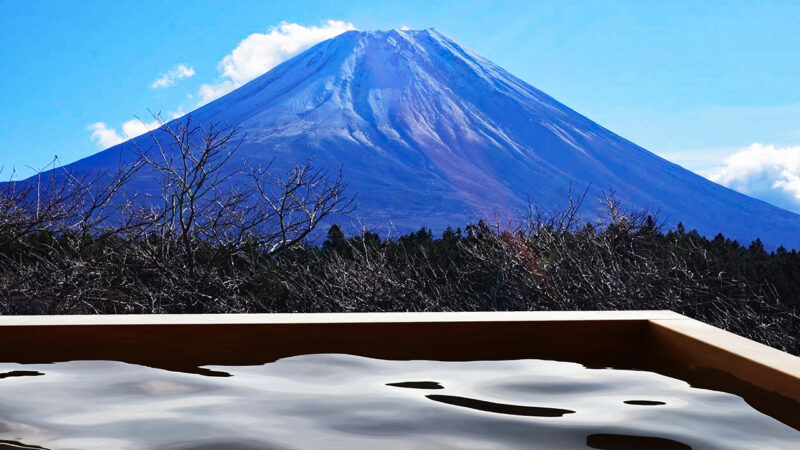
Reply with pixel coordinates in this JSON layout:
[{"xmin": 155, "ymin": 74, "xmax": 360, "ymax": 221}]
[{"xmin": 0, "ymin": 355, "xmax": 797, "ymax": 449}]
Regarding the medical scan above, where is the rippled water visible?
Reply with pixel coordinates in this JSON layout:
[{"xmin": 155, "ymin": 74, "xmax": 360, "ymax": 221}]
[{"xmin": 0, "ymin": 355, "xmax": 797, "ymax": 449}]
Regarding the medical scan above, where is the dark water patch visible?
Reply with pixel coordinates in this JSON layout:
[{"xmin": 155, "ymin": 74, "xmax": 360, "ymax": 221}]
[
  {"xmin": 624, "ymin": 400, "xmax": 666, "ymax": 406},
  {"xmin": 0, "ymin": 371, "xmax": 43, "ymax": 380},
  {"xmin": 190, "ymin": 367, "xmax": 232, "ymax": 378},
  {"xmin": 586, "ymin": 433, "xmax": 692, "ymax": 450},
  {"xmin": 425, "ymin": 394, "xmax": 575, "ymax": 417},
  {"xmin": 152, "ymin": 365, "xmax": 232, "ymax": 378},
  {"xmin": 387, "ymin": 381, "xmax": 443, "ymax": 390},
  {"xmin": 0, "ymin": 440, "xmax": 49, "ymax": 449}
]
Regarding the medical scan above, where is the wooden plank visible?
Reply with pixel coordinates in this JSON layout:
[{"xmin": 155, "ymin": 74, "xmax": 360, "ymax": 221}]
[
  {"xmin": 0, "ymin": 317, "xmax": 648, "ymax": 372},
  {"xmin": 636, "ymin": 318, "xmax": 800, "ymax": 430},
  {"xmin": 0, "ymin": 310, "xmax": 684, "ymax": 326}
]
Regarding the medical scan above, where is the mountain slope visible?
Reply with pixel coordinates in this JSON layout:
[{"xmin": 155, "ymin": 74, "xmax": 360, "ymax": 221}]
[{"xmin": 58, "ymin": 28, "xmax": 800, "ymax": 247}]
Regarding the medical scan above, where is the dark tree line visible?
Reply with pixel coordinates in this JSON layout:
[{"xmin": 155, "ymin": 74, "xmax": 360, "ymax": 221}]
[{"xmin": 0, "ymin": 118, "xmax": 798, "ymax": 355}]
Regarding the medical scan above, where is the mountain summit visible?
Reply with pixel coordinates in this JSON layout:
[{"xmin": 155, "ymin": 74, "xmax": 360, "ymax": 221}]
[{"xmin": 63, "ymin": 29, "xmax": 800, "ymax": 246}]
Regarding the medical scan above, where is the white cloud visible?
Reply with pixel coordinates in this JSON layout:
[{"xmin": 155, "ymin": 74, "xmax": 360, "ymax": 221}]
[
  {"xmin": 198, "ymin": 80, "xmax": 237, "ymax": 104},
  {"xmin": 88, "ymin": 20, "xmax": 353, "ymax": 149},
  {"xmin": 87, "ymin": 122, "xmax": 125, "ymax": 149},
  {"xmin": 198, "ymin": 20, "xmax": 355, "ymax": 104},
  {"xmin": 87, "ymin": 118, "xmax": 164, "ymax": 150},
  {"xmin": 169, "ymin": 108, "xmax": 186, "ymax": 120},
  {"xmin": 706, "ymin": 143, "xmax": 800, "ymax": 212},
  {"xmin": 151, "ymin": 64, "xmax": 196, "ymax": 89},
  {"xmin": 121, "ymin": 118, "xmax": 162, "ymax": 138}
]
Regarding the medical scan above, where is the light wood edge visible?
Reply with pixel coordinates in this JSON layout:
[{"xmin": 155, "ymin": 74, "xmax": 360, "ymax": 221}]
[
  {"xmin": 0, "ymin": 310, "xmax": 685, "ymax": 326},
  {"xmin": 649, "ymin": 317, "xmax": 800, "ymax": 382}
]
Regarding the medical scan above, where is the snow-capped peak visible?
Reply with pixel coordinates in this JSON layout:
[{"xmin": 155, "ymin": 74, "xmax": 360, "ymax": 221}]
[{"xmin": 56, "ymin": 28, "xmax": 800, "ymax": 247}]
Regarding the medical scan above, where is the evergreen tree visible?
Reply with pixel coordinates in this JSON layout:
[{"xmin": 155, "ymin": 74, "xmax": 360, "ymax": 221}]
[{"xmin": 322, "ymin": 224, "xmax": 348, "ymax": 255}]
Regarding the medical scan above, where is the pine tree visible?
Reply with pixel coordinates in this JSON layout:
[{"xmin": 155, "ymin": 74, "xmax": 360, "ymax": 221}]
[{"xmin": 322, "ymin": 224, "xmax": 348, "ymax": 255}]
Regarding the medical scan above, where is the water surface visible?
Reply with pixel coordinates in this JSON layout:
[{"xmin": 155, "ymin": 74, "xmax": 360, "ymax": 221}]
[{"xmin": 0, "ymin": 355, "xmax": 797, "ymax": 449}]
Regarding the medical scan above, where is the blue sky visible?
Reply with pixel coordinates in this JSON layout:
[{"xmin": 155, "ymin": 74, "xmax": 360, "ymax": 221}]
[{"xmin": 2, "ymin": 1, "xmax": 800, "ymax": 210}]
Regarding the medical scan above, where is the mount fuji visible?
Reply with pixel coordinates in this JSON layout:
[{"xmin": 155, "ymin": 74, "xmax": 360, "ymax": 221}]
[{"xmin": 49, "ymin": 29, "xmax": 800, "ymax": 247}]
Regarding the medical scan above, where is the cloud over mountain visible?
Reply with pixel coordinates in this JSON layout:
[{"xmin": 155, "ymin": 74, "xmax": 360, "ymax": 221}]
[
  {"xmin": 198, "ymin": 20, "xmax": 355, "ymax": 104},
  {"xmin": 87, "ymin": 118, "xmax": 162, "ymax": 149},
  {"xmin": 87, "ymin": 21, "xmax": 354, "ymax": 149},
  {"xmin": 707, "ymin": 143, "xmax": 800, "ymax": 213}
]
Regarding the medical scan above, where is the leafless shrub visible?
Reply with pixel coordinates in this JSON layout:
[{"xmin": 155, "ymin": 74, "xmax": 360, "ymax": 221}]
[
  {"xmin": 0, "ymin": 115, "xmax": 353, "ymax": 314},
  {"xmin": 273, "ymin": 191, "xmax": 799, "ymax": 354}
]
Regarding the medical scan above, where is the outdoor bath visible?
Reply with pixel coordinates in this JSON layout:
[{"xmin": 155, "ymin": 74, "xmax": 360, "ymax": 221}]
[{"xmin": 0, "ymin": 311, "xmax": 798, "ymax": 449}]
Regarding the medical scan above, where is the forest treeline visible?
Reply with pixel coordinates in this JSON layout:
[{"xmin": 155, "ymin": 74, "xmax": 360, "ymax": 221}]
[
  {"xmin": 1, "ymin": 118, "xmax": 798, "ymax": 355},
  {"xmin": 2, "ymin": 200, "xmax": 799, "ymax": 355}
]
